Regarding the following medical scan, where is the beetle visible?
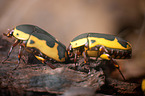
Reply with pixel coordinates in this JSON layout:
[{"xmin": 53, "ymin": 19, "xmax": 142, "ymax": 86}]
[
  {"xmin": 2, "ymin": 24, "xmax": 68, "ymax": 69},
  {"xmin": 67, "ymin": 33, "xmax": 132, "ymax": 80}
]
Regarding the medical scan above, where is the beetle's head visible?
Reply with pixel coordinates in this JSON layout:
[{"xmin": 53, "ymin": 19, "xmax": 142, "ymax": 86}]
[{"xmin": 3, "ymin": 29, "xmax": 14, "ymax": 38}]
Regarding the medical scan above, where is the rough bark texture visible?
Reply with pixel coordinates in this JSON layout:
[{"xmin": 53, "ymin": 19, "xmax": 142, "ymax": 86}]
[
  {"xmin": 0, "ymin": 63, "xmax": 105, "ymax": 95},
  {"xmin": 0, "ymin": 38, "xmax": 144, "ymax": 96}
]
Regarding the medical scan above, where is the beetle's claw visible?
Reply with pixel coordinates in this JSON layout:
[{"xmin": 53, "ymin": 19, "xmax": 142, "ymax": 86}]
[
  {"xmin": 13, "ymin": 64, "xmax": 20, "ymax": 70},
  {"xmin": 117, "ymin": 68, "xmax": 126, "ymax": 81},
  {"xmin": 22, "ymin": 59, "xmax": 26, "ymax": 64}
]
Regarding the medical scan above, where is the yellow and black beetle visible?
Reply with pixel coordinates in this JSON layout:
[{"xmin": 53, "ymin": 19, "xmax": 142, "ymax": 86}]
[
  {"xmin": 67, "ymin": 33, "xmax": 132, "ymax": 80},
  {"xmin": 2, "ymin": 24, "xmax": 68, "ymax": 69}
]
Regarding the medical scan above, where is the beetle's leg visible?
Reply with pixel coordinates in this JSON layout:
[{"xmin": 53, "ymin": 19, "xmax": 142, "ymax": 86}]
[
  {"xmin": 111, "ymin": 58, "xmax": 126, "ymax": 81},
  {"xmin": 100, "ymin": 53, "xmax": 111, "ymax": 60},
  {"xmin": 67, "ymin": 44, "xmax": 74, "ymax": 58},
  {"xmin": 99, "ymin": 46, "xmax": 108, "ymax": 54},
  {"xmin": 82, "ymin": 51, "xmax": 88, "ymax": 64},
  {"xmin": 13, "ymin": 42, "xmax": 27, "ymax": 70},
  {"xmin": 2, "ymin": 39, "xmax": 20, "ymax": 63},
  {"xmin": 44, "ymin": 61, "xmax": 56, "ymax": 69},
  {"xmin": 99, "ymin": 53, "xmax": 126, "ymax": 81},
  {"xmin": 19, "ymin": 41, "xmax": 28, "ymax": 63},
  {"xmin": 35, "ymin": 55, "xmax": 56, "ymax": 69},
  {"xmin": 18, "ymin": 46, "xmax": 22, "ymax": 64},
  {"xmin": 82, "ymin": 50, "xmax": 91, "ymax": 73},
  {"xmin": 17, "ymin": 45, "xmax": 26, "ymax": 64},
  {"xmin": 74, "ymin": 53, "xmax": 77, "ymax": 69},
  {"xmin": 13, "ymin": 46, "xmax": 23, "ymax": 70}
]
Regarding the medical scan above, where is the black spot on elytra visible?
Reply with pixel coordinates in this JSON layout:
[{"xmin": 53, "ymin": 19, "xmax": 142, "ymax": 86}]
[
  {"xmin": 31, "ymin": 32, "xmax": 55, "ymax": 48},
  {"xmin": 57, "ymin": 45, "xmax": 65, "ymax": 60},
  {"xmin": 30, "ymin": 40, "xmax": 35, "ymax": 44},
  {"xmin": 91, "ymin": 40, "xmax": 96, "ymax": 44},
  {"xmin": 116, "ymin": 37, "xmax": 130, "ymax": 48},
  {"xmin": 46, "ymin": 40, "xmax": 55, "ymax": 48},
  {"xmin": 16, "ymin": 33, "xmax": 19, "ymax": 36},
  {"xmin": 88, "ymin": 33, "xmax": 115, "ymax": 41}
]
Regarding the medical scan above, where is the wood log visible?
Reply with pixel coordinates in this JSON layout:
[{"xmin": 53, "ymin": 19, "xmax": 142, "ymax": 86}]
[{"xmin": 0, "ymin": 38, "xmax": 143, "ymax": 96}]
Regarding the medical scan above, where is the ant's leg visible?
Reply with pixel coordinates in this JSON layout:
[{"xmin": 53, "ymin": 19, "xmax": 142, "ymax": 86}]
[
  {"xmin": 35, "ymin": 55, "xmax": 56, "ymax": 69},
  {"xmin": 2, "ymin": 39, "xmax": 20, "ymax": 63}
]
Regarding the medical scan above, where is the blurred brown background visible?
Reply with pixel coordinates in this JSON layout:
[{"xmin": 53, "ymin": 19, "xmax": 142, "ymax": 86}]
[{"xmin": 0, "ymin": 0, "xmax": 145, "ymax": 80}]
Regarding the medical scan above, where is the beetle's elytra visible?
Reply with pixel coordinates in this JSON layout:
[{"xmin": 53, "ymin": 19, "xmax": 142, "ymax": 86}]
[
  {"xmin": 2, "ymin": 24, "xmax": 68, "ymax": 69},
  {"xmin": 67, "ymin": 33, "xmax": 132, "ymax": 80}
]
